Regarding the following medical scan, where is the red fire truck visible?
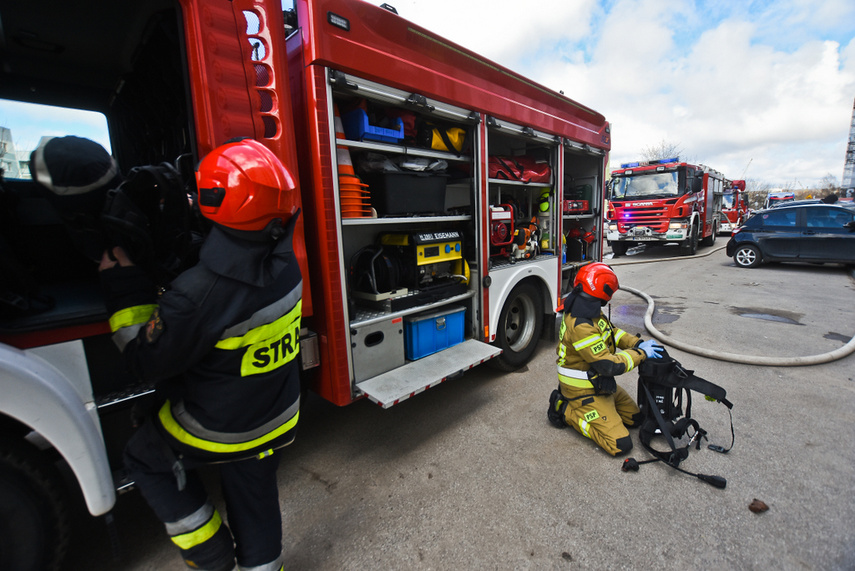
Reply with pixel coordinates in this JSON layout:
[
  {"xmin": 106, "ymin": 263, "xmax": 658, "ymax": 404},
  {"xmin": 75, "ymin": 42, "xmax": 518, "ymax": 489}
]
[
  {"xmin": 0, "ymin": 0, "xmax": 610, "ymax": 567},
  {"xmin": 606, "ymin": 157, "xmax": 726, "ymax": 256},
  {"xmin": 719, "ymin": 179, "xmax": 748, "ymax": 233}
]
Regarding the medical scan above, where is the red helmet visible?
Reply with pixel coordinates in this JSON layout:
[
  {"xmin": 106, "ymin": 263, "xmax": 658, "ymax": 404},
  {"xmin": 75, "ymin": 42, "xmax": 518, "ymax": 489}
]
[
  {"xmin": 574, "ymin": 262, "xmax": 619, "ymax": 302},
  {"xmin": 196, "ymin": 139, "xmax": 296, "ymax": 231}
]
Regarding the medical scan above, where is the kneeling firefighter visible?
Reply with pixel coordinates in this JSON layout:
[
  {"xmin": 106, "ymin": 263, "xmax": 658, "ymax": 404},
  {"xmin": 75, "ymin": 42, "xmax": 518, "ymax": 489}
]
[
  {"xmin": 99, "ymin": 139, "xmax": 301, "ymax": 571},
  {"xmin": 549, "ymin": 263, "xmax": 662, "ymax": 456}
]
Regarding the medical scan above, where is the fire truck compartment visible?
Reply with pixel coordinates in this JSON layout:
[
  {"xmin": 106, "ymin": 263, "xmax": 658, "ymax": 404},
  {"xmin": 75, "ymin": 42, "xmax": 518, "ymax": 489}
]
[{"xmin": 350, "ymin": 317, "xmax": 406, "ymax": 382}]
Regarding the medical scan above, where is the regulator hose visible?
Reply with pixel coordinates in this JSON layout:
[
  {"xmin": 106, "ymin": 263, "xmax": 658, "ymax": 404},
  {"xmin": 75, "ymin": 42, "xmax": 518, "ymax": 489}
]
[{"xmin": 610, "ymin": 245, "xmax": 855, "ymax": 366}]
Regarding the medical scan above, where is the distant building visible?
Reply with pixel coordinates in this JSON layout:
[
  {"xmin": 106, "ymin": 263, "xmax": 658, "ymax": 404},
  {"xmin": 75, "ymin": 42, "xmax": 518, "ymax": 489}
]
[
  {"xmin": 0, "ymin": 126, "xmax": 33, "ymax": 179},
  {"xmin": 843, "ymin": 97, "xmax": 855, "ymax": 192},
  {"xmin": 1, "ymin": 126, "xmax": 21, "ymax": 178}
]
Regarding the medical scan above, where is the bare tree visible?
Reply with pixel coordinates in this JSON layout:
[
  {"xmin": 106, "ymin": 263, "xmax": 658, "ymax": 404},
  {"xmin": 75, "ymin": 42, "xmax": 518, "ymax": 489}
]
[
  {"xmin": 819, "ymin": 173, "xmax": 839, "ymax": 191},
  {"xmin": 639, "ymin": 139, "xmax": 684, "ymax": 162},
  {"xmin": 744, "ymin": 178, "xmax": 772, "ymax": 211}
]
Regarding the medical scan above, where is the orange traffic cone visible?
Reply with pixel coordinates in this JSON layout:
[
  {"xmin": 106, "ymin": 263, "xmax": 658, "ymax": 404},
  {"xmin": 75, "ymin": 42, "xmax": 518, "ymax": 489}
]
[
  {"xmin": 334, "ymin": 104, "xmax": 370, "ymax": 218},
  {"xmin": 334, "ymin": 104, "xmax": 355, "ymax": 177}
]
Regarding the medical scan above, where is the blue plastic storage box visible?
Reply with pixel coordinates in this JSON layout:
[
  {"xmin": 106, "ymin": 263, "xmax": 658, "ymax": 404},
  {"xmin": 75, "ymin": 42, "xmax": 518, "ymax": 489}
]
[
  {"xmin": 341, "ymin": 108, "xmax": 405, "ymax": 144},
  {"xmin": 404, "ymin": 306, "xmax": 465, "ymax": 360}
]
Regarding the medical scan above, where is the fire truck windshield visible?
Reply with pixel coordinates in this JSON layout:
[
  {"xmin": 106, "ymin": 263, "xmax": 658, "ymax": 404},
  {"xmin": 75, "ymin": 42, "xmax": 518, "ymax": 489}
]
[
  {"xmin": 722, "ymin": 193, "xmax": 735, "ymax": 208},
  {"xmin": 611, "ymin": 171, "xmax": 679, "ymax": 200}
]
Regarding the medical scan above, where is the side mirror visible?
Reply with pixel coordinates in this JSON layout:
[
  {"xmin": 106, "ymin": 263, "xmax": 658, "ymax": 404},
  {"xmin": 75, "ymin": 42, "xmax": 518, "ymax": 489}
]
[
  {"xmin": 845, "ymin": 220, "xmax": 855, "ymax": 231},
  {"xmin": 692, "ymin": 176, "xmax": 703, "ymax": 193}
]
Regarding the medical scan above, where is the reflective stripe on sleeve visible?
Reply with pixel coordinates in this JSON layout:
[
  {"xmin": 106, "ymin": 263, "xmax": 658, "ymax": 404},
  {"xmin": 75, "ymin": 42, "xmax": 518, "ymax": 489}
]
[
  {"xmin": 572, "ymin": 333, "xmax": 604, "ymax": 351},
  {"xmin": 109, "ymin": 304, "xmax": 157, "ymax": 351},
  {"xmin": 109, "ymin": 304, "xmax": 157, "ymax": 332},
  {"xmin": 617, "ymin": 350, "xmax": 635, "ymax": 372}
]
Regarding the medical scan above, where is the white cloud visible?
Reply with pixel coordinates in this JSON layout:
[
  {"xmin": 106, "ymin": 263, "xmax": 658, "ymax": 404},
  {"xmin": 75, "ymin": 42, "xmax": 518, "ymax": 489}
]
[
  {"xmin": 384, "ymin": 0, "xmax": 598, "ymax": 68},
  {"xmin": 429, "ymin": 0, "xmax": 855, "ymax": 186}
]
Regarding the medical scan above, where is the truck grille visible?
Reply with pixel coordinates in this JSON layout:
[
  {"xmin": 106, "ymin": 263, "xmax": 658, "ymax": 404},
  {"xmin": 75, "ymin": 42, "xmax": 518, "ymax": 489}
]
[{"xmin": 615, "ymin": 205, "xmax": 671, "ymax": 233}]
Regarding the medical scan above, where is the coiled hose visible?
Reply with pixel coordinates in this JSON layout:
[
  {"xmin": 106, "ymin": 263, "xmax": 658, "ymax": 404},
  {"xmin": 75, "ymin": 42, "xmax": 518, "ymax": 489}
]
[{"xmin": 611, "ymin": 245, "xmax": 855, "ymax": 366}]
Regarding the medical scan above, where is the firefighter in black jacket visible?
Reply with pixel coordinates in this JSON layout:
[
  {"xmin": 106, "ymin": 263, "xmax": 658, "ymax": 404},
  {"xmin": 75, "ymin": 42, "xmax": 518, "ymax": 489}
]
[
  {"xmin": 100, "ymin": 139, "xmax": 301, "ymax": 571},
  {"xmin": 550, "ymin": 262, "xmax": 662, "ymax": 455}
]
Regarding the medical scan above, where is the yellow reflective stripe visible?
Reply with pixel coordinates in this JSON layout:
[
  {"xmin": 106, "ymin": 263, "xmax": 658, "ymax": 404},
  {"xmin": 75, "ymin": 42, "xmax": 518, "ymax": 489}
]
[
  {"xmin": 239, "ymin": 318, "xmax": 300, "ymax": 377},
  {"xmin": 559, "ymin": 373, "xmax": 594, "ymax": 389},
  {"xmin": 109, "ymin": 304, "xmax": 157, "ymax": 332},
  {"xmin": 578, "ymin": 419, "xmax": 591, "ymax": 437},
  {"xmin": 170, "ymin": 510, "xmax": 222, "ymax": 550},
  {"xmin": 617, "ymin": 350, "xmax": 635, "ymax": 372},
  {"xmin": 216, "ymin": 300, "xmax": 302, "ymax": 350},
  {"xmin": 158, "ymin": 401, "xmax": 299, "ymax": 454},
  {"xmin": 614, "ymin": 329, "xmax": 626, "ymax": 344},
  {"xmin": 573, "ymin": 333, "xmax": 603, "ymax": 351}
]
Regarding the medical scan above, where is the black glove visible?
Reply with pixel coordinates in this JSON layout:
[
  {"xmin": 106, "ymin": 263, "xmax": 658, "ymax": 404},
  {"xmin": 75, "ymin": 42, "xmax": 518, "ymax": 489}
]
[
  {"xmin": 589, "ymin": 372, "xmax": 617, "ymax": 395},
  {"xmin": 99, "ymin": 265, "xmax": 156, "ymax": 314}
]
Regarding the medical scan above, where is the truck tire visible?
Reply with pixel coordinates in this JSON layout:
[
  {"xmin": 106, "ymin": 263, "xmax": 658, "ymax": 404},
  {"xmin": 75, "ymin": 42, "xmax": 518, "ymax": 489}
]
[
  {"xmin": 701, "ymin": 222, "xmax": 717, "ymax": 247},
  {"xmin": 610, "ymin": 241, "xmax": 628, "ymax": 257},
  {"xmin": 490, "ymin": 281, "xmax": 543, "ymax": 371},
  {"xmin": 680, "ymin": 223, "xmax": 698, "ymax": 256},
  {"xmin": 0, "ymin": 439, "xmax": 70, "ymax": 571}
]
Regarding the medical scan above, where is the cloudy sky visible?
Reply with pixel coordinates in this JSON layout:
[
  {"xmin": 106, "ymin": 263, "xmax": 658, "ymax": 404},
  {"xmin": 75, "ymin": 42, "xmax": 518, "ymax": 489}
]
[
  {"xmin": 365, "ymin": 0, "xmax": 855, "ymax": 188},
  {"xmin": 2, "ymin": 0, "xmax": 853, "ymax": 188}
]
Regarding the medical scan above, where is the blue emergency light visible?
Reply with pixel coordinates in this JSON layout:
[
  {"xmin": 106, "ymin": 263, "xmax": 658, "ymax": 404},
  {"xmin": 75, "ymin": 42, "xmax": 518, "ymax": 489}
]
[{"xmin": 620, "ymin": 157, "xmax": 680, "ymax": 169}]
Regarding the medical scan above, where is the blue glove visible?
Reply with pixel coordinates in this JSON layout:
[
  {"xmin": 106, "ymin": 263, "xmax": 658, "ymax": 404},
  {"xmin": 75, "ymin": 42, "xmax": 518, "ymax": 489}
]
[{"xmin": 639, "ymin": 339, "xmax": 664, "ymax": 359}]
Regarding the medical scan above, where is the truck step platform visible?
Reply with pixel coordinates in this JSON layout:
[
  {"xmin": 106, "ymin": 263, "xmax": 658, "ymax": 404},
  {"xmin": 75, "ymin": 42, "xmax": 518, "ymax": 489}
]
[{"xmin": 356, "ymin": 340, "xmax": 501, "ymax": 408}]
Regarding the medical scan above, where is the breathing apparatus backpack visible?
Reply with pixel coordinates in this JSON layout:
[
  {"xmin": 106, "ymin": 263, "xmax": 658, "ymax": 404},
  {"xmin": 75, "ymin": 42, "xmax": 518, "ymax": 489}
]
[
  {"xmin": 623, "ymin": 347, "xmax": 735, "ymax": 488},
  {"xmin": 101, "ymin": 159, "xmax": 206, "ymax": 285}
]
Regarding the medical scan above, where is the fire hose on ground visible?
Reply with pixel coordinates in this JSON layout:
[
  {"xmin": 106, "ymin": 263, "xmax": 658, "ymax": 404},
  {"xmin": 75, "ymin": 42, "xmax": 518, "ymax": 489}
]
[{"xmin": 611, "ymin": 245, "xmax": 855, "ymax": 366}]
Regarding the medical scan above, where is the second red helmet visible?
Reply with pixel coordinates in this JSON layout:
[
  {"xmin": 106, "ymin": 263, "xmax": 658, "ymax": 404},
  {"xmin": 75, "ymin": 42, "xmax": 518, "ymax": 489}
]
[
  {"xmin": 574, "ymin": 262, "xmax": 619, "ymax": 302},
  {"xmin": 196, "ymin": 138, "xmax": 296, "ymax": 232}
]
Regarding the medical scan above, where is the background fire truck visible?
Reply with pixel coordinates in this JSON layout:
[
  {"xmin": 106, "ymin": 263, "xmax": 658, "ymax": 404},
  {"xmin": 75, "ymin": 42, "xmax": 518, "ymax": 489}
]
[
  {"xmin": 0, "ymin": 0, "xmax": 610, "ymax": 568},
  {"xmin": 719, "ymin": 179, "xmax": 748, "ymax": 233},
  {"xmin": 764, "ymin": 191, "xmax": 796, "ymax": 209},
  {"xmin": 606, "ymin": 157, "xmax": 727, "ymax": 256}
]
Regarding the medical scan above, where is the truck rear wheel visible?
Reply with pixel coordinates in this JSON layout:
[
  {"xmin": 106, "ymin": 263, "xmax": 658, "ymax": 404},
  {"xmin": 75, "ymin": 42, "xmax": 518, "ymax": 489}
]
[
  {"xmin": 0, "ymin": 439, "xmax": 70, "ymax": 571},
  {"xmin": 490, "ymin": 282, "xmax": 543, "ymax": 371},
  {"xmin": 701, "ymin": 222, "xmax": 717, "ymax": 247}
]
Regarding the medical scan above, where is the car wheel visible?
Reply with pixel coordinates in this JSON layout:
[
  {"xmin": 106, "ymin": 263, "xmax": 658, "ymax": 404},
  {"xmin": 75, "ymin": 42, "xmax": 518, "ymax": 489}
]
[
  {"xmin": 733, "ymin": 244, "xmax": 761, "ymax": 268},
  {"xmin": 489, "ymin": 281, "xmax": 543, "ymax": 371}
]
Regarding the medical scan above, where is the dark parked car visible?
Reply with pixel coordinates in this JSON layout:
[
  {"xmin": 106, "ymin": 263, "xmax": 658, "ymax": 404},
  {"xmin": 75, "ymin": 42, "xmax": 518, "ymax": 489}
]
[{"xmin": 726, "ymin": 204, "xmax": 855, "ymax": 268}]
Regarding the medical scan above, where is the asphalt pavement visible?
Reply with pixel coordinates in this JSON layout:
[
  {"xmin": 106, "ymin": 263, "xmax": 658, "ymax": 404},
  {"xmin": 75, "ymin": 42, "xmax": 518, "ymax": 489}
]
[{"xmin": 64, "ymin": 242, "xmax": 855, "ymax": 570}]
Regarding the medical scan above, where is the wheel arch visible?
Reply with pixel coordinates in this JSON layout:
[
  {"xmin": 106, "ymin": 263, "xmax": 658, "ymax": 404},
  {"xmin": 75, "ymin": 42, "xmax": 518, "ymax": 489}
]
[
  {"xmin": 0, "ymin": 342, "xmax": 116, "ymax": 517},
  {"xmin": 487, "ymin": 267, "xmax": 557, "ymax": 343}
]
